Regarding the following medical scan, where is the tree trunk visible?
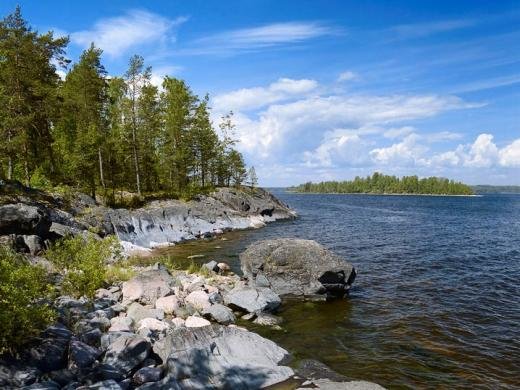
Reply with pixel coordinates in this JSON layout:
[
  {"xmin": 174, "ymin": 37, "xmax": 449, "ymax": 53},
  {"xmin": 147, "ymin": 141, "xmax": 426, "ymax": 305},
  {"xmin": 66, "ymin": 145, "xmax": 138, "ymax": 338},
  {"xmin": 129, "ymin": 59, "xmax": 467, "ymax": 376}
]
[
  {"xmin": 23, "ymin": 142, "xmax": 30, "ymax": 186},
  {"xmin": 98, "ymin": 147, "xmax": 106, "ymax": 190},
  {"xmin": 132, "ymin": 127, "xmax": 141, "ymax": 196}
]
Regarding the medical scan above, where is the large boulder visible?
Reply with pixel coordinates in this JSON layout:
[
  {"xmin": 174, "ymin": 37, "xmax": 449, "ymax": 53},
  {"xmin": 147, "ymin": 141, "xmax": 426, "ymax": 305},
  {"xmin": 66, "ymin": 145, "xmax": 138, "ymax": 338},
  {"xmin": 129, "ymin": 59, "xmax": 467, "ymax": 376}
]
[
  {"xmin": 240, "ymin": 239, "xmax": 356, "ymax": 298},
  {"xmin": 0, "ymin": 203, "xmax": 51, "ymax": 237},
  {"xmin": 153, "ymin": 325, "xmax": 294, "ymax": 389},
  {"xmin": 103, "ymin": 334, "xmax": 151, "ymax": 375},
  {"xmin": 122, "ymin": 268, "xmax": 174, "ymax": 305}
]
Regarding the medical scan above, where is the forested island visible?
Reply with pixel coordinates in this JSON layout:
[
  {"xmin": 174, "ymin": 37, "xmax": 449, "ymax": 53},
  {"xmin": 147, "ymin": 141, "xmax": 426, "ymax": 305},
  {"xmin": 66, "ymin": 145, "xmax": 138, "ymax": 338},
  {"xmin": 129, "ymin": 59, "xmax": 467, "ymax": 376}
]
[
  {"xmin": 289, "ymin": 173, "xmax": 475, "ymax": 195},
  {"xmin": 471, "ymin": 185, "xmax": 520, "ymax": 194},
  {"xmin": 0, "ymin": 7, "xmax": 257, "ymax": 206}
]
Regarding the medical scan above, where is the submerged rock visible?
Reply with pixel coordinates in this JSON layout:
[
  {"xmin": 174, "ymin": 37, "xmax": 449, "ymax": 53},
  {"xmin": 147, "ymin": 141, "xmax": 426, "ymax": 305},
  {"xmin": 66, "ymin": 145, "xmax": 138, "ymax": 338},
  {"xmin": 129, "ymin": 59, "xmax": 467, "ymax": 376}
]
[
  {"xmin": 153, "ymin": 325, "xmax": 294, "ymax": 389},
  {"xmin": 240, "ymin": 238, "xmax": 356, "ymax": 298}
]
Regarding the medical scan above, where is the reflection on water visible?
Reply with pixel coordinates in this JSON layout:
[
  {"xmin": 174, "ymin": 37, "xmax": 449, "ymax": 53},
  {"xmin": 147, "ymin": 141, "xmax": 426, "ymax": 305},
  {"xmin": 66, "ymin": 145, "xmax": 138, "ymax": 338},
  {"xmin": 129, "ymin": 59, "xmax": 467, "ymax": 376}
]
[{"xmin": 157, "ymin": 192, "xmax": 520, "ymax": 389}]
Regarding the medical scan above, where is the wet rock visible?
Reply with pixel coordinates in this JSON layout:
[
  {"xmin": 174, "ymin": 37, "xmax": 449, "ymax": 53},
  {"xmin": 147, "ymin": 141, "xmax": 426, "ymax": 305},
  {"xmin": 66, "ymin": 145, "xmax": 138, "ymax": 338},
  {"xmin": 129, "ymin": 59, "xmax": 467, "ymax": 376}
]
[
  {"xmin": 240, "ymin": 238, "xmax": 356, "ymax": 298},
  {"xmin": 154, "ymin": 325, "xmax": 293, "ymax": 389},
  {"xmin": 68, "ymin": 339, "xmax": 101, "ymax": 369},
  {"xmin": 155, "ymin": 295, "xmax": 180, "ymax": 314},
  {"xmin": 103, "ymin": 334, "xmax": 151, "ymax": 375},
  {"xmin": 132, "ymin": 367, "xmax": 162, "ymax": 386},
  {"xmin": 253, "ymin": 313, "xmax": 283, "ymax": 327},
  {"xmin": 224, "ymin": 285, "xmax": 281, "ymax": 313},
  {"xmin": 185, "ymin": 290, "xmax": 211, "ymax": 311},
  {"xmin": 185, "ymin": 316, "xmax": 211, "ymax": 328},
  {"xmin": 202, "ymin": 304, "xmax": 236, "ymax": 325},
  {"xmin": 122, "ymin": 269, "xmax": 174, "ymax": 305}
]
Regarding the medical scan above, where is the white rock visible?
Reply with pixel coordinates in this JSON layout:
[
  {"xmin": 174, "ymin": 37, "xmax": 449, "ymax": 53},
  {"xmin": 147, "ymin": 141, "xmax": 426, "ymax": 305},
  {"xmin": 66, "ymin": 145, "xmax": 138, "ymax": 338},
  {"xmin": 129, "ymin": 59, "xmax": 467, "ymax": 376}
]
[
  {"xmin": 138, "ymin": 318, "xmax": 170, "ymax": 332},
  {"xmin": 185, "ymin": 290, "xmax": 211, "ymax": 310},
  {"xmin": 155, "ymin": 295, "xmax": 180, "ymax": 314},
  {"xmin": 185, "ymin": 316, "xmax": 211, "ymax": 328},
  {"xmin": 171, "ymin": 317, "xmax": 186, "ymax": 328},
  {"xmin": 217, "ymin": 262, "xmax": 230, "ymax": 272},
  {"xmin": 109, "ymin": 316, "xmax": 133, "ymax": 332}
]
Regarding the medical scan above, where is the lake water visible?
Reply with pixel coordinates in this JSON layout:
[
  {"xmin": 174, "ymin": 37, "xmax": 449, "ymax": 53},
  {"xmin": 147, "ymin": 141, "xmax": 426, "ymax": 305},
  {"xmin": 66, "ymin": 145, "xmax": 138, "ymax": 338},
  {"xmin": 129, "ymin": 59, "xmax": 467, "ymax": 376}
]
[{"xmin": 161, "ymin": 191, "xmax": 520, "ymax": 389}]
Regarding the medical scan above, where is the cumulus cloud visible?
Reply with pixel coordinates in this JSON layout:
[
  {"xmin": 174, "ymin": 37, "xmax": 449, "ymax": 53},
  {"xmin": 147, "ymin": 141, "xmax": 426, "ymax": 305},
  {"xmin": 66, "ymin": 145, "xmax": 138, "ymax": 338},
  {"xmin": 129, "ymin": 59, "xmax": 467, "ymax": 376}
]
[
  {"xmin": 303, "ymin": 130, "xmax": 370, "ymax": 167},
  {"xmin": 499, "ymin": 139, "xmax": 520, "ymax": 167},
  {"xmin": 71, "ymin": 10, "xmax": 187, "ymax": 58},
  {"xmin": 370, "ymin": 134, "xmax": 428, "ymax": 166}
]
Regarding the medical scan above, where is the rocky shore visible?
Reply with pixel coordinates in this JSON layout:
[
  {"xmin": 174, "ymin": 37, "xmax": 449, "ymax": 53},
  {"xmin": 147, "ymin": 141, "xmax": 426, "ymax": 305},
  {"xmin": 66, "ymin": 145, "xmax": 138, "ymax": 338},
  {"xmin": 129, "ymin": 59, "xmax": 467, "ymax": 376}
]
[
  {"xmin": 0, "ymin": 182, "xmax": 296, "ymax": 256},
  {"xmin": 0, "ymin": 183, "xmax": 385, "ymax": 389}
]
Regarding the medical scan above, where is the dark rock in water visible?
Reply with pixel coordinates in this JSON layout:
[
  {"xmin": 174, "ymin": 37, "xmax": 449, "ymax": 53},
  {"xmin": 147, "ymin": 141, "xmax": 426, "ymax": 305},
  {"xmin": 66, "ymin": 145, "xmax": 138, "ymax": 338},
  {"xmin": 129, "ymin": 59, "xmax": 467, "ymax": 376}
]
[
  {"xmin": 103, "ymin": 334, "xmax": 151, "ymax": 375},
  {"xmin": 240, "ymin": 238, "xmax": 356, "ymax": 298},
  {"xmin": 153, "ymin": 325, "xmax": 293, "ymax": 389},
  {"xmin": 223, "ymin": 284, "xmax": 281, "ymax": 313},
  {"xmin": 132, "ymin": 367, "xmax": 162, "ymax": 385},
  {"xmin": 296, "ymin": 359, "xmax": 349, "ymax": 382},
  {"xmin": 68, "ymin": 339, "xmax": 101, "ymax": 369},
  {"xmin": 202, "ymin": 304, "xmax": 236, "ymax": 325},
  {"xmin": 0, "ymin": 203, "xmax": 51, "ymax": 237}
]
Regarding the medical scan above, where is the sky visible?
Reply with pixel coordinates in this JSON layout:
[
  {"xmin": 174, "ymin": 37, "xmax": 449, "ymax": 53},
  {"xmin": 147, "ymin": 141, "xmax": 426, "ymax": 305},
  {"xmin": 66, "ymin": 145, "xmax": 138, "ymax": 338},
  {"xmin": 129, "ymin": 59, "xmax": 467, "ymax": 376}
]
[{"xmin": 2, "ymin": 0, "xmax": 519, "ymax": 186}]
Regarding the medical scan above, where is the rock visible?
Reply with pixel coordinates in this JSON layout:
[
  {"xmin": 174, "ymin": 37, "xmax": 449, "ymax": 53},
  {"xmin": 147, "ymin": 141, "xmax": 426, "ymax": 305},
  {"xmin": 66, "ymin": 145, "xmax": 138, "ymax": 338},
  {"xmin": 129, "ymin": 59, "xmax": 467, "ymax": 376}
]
[
  {"xmin": 24, "ymin": 380, "xmax": 61, "ymax": 389},
  {"xmin": 48, "ymin": 222, "xmax": 82, "ymax": 238},
  {"xmin": 185, "ymin": 316, "xmax": 211, "ymax": 328},
  {"xmin": 100, "ymin": 331, "xmax": 134, "ymax": 350},
  {"xmin": 137, "ymin": 318, "xmax": 170, "ymax": 334},
  {"xmin": 224, "ymin": 285, "xmax": 281, "ymax": 313},
  {"xmin": 132, "ymin": 367, "xmax": 163, "ymax": 386},
  {"xmin": 68, "ymin": 339, "xmax": 101, "ymax": 369},
  {"xmin": 126, "ymin": 302, "xmax": 164, "ymax": 324},
  {"xmin": 77, "ymin": 379, "xmax": 122, "ymax": 389},
  {"xmin": 86, "ymin": 363, "xmax": 125, "ymax": 383},
  {"xmin": 155, "ymin": 295, "xmax": 180, "ymax": 314},
  {"xmin": 185, "ymin": 290, "xmax": 211, "ymax": 311},
  {"xmin": 30, "ymin": 337, "xmax": 69, "ymax": 372},
  {"xmin": 109, "ymin": 316, "xmax": 133, "ymax": 332},
  {"xmin": 134, "ymin": 375, "xmax": 181, "ymax": 390},
  {"xmin": 241, "ymin": 312, "xmax": 256, "ymax": 321},
  {"xmin": 253, "ymin": 313, "xmax": 283, "ymax": 326},
  {"xmin": 47, "ymin": 368, "xmax": 77, "ymax": 386},
  {"xmin": 298, "ymin": 379, "xmax": 387, "ymax": 390},
  {"xmin": 0, "ymin": 203, "xmax": 51, "ymax": 237},
  {"xmin": 202, "ymin": 260, "xmax": 219, "ymax": 273},
  {"xmin": 122, "ymin": 269, "xmax": 174, "ymax": 305},
  {"xmin": 202, "ymin": 304, "xmax": 236, "ymax": 325},
  {"xmin": 0, "ymin": 364, "xmax": 41, "ymax": 387},
  {"xmin": 153, "ymin": 325, "xmax": 293, "ymax": 389},
  {"xmin": 208, "ymin": 291, "xmax": 223, "ymax": 304},
  {"xmin": 22, "ymin": 234, "xmax": 44, "ymax": 254},
  {"xmin": 80, "ymin": 327, "xmax": 103, "ymax": 347},
  {"xmin": 42, "ymin": 323, "xmax": 73, "ymax": 340},
  {"xmin": 170, "ymin": 318, "xmax": 186, "ymax": 328},
  {"xmin": 240, "ymin": 238, "xmax": 356, "ymax": 298},
  {"xmin": 103, "ymin": 334, "xmax": 151, "ymax": 375},
  {"xmin": 217, "ymin": 262, "xmax": 230, "ymax": 273}
]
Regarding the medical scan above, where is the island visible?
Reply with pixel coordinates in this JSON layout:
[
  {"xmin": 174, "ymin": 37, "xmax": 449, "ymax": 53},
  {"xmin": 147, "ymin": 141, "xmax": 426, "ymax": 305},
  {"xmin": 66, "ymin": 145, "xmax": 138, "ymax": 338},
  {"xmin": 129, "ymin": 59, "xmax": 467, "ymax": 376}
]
[{"xmin": 289, "ymin": 172, "xmax": 474, "ymax": 195}]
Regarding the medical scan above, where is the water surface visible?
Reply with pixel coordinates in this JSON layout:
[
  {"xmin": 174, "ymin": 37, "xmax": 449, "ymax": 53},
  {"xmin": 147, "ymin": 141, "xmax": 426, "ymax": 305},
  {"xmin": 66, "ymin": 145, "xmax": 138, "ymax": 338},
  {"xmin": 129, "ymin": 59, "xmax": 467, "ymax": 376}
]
[{"xmin": 160, "ymin": 191, "xmax": 520, "ymax": 389}]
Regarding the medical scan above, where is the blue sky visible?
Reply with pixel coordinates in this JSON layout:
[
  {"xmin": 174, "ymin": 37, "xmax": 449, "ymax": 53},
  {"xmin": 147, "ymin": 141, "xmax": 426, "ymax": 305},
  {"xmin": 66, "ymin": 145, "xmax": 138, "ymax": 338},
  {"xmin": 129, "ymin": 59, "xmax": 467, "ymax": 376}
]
[{"xmin": 2, "ymin": 0, "xmax": 519, "ymax": 185}]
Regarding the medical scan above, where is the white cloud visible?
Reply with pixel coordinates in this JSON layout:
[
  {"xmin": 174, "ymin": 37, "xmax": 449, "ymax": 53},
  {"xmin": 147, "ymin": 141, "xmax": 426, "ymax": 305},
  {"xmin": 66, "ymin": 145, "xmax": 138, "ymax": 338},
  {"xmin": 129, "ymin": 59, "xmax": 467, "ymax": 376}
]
[
  {"xmin": 213, "ymin": 78, "xmax": 318, "ymax": 111},
  {"xmin": 370, "ymin": 134, "xmax": 428, "ymax": 165},
  {"xmin": 184, "ymin": 22, "xmax": 338, "ymax": 55},
  {"xmin": 150, "ymin": 65, "xmax": 183, "ymax": 88},
  {"xmin": 390, "ymin": 19, "xmax": 475, "ymax": 39},
  {"xmin": 338, "ymin": 71, "xmax": 357, "ymax": 82},
  {"xmin": 499, "ymin": 139, "xmax": 520, "ymax": 167},
  {"xmin": 303, "ymin": 130, "xmax": 370, "ymax": 167},
  {"xmin": 71, "ymin": 10, "xmax": 187, "ymax": 58},
  {"xmin": 383, "ymin": 126, "xmax": 415, "ymax": 139},
  {"xmin": 463, "ymin": 133, "xmax": 499, "ymax": 167}
]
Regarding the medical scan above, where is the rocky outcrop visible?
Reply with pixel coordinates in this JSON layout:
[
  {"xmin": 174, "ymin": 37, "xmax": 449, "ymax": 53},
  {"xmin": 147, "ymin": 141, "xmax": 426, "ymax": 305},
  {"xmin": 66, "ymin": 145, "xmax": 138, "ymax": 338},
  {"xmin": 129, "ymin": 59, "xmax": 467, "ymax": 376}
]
[
  {"xmin": 0, "ymin": 203, "xmax": 51, "ymax": 237},
  {"xmin": 240, "ymin": 238, "xmax": 356, "ymax": 299},
  {"xmin": 153, "ymin": 325, "xmax": 294, "ymax": 389}
]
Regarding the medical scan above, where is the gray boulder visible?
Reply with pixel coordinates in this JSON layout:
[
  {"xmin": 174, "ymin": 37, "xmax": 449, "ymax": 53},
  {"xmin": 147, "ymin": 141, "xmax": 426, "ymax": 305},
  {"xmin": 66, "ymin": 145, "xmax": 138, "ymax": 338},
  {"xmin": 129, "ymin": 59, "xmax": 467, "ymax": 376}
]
[
  {"xmin": 0, "ymin": 203, "xmax": 51, "ymax": 236},
  {"xmin": 224, "ymin": 285, "xmax": 281, "ymax": 313},
  {"xmin": 153, "ymin": 325, "xmax": 293, "ymax": 389},
  {"xmin": 68, "ymin": 339, "xmax": 101, "ymax": 369},
  {"xmin": 122, "ymin": 269, "xmax": 174, "ymax": 305},
  {"xmin": 103, "ymin": 334, "xmax": 151, "ymax": 375},
  {"xmin": 132, "ymin": 367, "xmax": 162, "ymax": 386},
  {"xmin": 240, "ymin": 238, "xmax": 356, "ymax": 298},
  {"xmin": 202, "ymin": 304, "xmax": 236, "ymax": 325},
  {"xmin": 21, "ymin": 234, "xmax": 44, "ymax": 255},
  {"xmin": 126, "ymin": 302, "xmax": 164, "ymax": 324}
]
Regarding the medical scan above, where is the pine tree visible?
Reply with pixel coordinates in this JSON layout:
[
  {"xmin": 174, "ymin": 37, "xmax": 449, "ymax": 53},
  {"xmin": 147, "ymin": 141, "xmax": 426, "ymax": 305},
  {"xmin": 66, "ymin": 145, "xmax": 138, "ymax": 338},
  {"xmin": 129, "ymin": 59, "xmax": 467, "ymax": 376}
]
[
  {"xmin": 0, "ymin": 6, "xmax": 68, "ymax": 183},
  {"xmin": 247, "ymin": 166, "xmax": 258, "ymax": 188}
]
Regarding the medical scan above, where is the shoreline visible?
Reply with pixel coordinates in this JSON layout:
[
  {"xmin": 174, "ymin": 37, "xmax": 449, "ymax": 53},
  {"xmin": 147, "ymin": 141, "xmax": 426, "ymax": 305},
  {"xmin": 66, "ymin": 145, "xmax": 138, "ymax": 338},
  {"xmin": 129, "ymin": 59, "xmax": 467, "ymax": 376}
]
[{"xmin": 286, "ymin": 191, "xmax": 481, "ymax": 197}]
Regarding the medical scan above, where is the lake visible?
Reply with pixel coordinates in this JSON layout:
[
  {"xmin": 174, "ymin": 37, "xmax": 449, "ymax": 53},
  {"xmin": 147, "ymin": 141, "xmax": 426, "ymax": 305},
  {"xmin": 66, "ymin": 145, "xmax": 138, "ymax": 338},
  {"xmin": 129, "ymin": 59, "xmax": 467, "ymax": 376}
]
[{"xmin": 160, "ymin": 191, "xmax": 520, "ymax": 389}]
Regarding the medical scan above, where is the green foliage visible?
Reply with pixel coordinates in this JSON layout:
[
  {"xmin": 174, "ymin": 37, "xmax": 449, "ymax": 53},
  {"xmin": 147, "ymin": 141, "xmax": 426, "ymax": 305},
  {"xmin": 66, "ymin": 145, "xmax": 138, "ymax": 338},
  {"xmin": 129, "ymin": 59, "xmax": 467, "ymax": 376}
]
[
  {"xmin": 0, "ymin": 7, "xmax": 252, "ymax": 200},
  {"xmin": 290, "ymin": 172, "xmax": 474, "ymax": 195},
  {"xmin": 45, "ymin": 235, "xmax": 120, "ymax": 298},
  {"xmin": 105, "ymin": 265, "xmax": 136, "ymax": 285},
  {"xmin": 0, "ymin": 245, "xmax": 55, "ymax": 354},
  {"xmin": 29, "ymin": 167, "xmax": 53, "ymax": 191}
]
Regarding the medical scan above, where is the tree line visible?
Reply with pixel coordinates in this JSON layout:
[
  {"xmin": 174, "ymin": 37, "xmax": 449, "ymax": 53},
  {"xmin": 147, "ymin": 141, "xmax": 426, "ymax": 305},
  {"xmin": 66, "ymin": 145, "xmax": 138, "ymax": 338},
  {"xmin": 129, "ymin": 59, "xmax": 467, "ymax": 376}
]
[
  {"xmin": 290, "ymin": 172, "xmax": 474, "ymax": 195},
  {"xmin": 0, "ymin": 7, "xmax": 256, "ymax": 201}
]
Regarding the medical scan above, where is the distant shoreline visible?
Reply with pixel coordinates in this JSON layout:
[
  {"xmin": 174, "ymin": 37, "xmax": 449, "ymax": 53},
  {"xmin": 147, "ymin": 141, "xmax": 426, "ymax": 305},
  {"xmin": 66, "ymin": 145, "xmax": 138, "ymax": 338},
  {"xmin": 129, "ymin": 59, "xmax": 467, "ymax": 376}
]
[{"xmin": 285, "ymin": 191, "xmax": 482, "ymax": 197}]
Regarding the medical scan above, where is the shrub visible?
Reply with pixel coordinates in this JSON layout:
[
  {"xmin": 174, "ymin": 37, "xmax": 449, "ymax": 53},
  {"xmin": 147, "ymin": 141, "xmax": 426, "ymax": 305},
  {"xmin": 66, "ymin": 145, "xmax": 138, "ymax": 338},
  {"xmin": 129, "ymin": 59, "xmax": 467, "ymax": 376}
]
[
  {"xmin": 0, "ymin": 246, "xmax": 55, "ymax": 354},
  {"xmin": 45, "ymin": 235, "xmax": 120, "ymax": 298},
  {"xmin": 28, "ymin": 167, "xmax": 53, "ymax": 191}
]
